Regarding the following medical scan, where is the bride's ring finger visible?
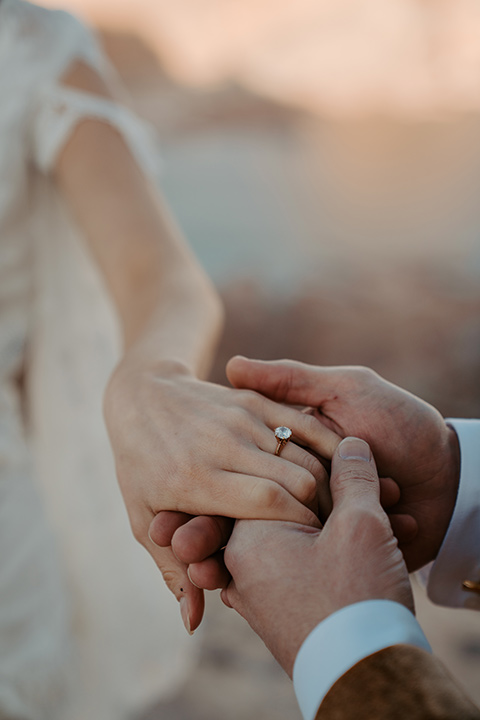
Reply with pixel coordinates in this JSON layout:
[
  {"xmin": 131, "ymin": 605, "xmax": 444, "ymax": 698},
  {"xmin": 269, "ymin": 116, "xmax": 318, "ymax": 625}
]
[{"xmin": 259, "ymin": 427, "xmax": 331, "ymax": 516}]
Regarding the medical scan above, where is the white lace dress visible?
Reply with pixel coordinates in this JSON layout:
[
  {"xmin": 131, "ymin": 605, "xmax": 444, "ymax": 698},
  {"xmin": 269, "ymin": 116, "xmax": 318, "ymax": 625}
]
[{"xmin": 0, "ymin": 2, "xmax": 196, "ymax": 718}]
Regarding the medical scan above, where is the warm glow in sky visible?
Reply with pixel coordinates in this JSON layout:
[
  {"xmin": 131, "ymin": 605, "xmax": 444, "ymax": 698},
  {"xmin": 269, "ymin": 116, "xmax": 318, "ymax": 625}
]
[{"xmin": 40, "ymin": 0, "xmax": 480, "ymax": 118}]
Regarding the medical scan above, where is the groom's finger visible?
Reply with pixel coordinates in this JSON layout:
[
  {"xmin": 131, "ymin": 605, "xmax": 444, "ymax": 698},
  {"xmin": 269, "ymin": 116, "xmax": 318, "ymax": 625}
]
[
  {"xmin": 388, "ymin": 513, "xmax": 418, "ymax": 543},
  {"xmin": 148, "ymin": 510, "xmax": 193, "ymax": 548},
  {"xmin": 330, "ymin": 437, "xmax": 380, "ymax": 509},
  {"xmin": 172, "ymin": 515, "xmax": 234, "ymax": 565},
  {"xmin": 379, "ymin": 477, "xmax": 401, "ymax": 507},
  {"xmin": 188, "ymin": 552, "xmax": 231, "ymax": 590},
  {"xmin": 226, "ymin": 356, "xmax": 337, "ymax": 408}
]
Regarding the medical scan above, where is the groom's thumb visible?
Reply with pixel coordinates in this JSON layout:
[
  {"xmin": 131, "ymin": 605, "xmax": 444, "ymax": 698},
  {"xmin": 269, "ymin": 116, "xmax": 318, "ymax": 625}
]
[
  {"xmin": 226, "ymin": 356, "xmax": 328, "ymax": 406},
  {"xmin": 330, "ymin": 437, "xmax": 380, "ymax": 509}
]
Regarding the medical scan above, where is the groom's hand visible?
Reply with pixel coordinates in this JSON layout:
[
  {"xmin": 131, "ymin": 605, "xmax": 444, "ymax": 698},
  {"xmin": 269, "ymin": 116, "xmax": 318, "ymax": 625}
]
[
  {"xmin": 226, "ymin": 357, "xmax": 460, "ymax": 572},
  {"xmin": 221, "ymin": 437, "xmax": 413, "ymax": 677}
]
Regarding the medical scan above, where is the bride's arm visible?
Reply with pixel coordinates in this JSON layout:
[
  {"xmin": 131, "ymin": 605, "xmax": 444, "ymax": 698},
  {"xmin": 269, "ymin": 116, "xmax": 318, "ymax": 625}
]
[
  {"xmin": 54, "ymin": 62, "xmax": 222, "ymax": 372},
  {"xmin": 52, "ymin": 62, "xmax": 338, "ymax": 632}
]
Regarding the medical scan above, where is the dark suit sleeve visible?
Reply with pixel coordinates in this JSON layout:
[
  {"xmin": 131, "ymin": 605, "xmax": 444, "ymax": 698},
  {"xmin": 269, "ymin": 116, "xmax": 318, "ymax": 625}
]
[{"xmin": 315, "ymin": 645, "xmax": 479, "ymax": 720}]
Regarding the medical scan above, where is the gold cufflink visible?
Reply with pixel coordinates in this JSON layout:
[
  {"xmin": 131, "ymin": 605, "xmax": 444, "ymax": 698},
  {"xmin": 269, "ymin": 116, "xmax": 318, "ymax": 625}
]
[{"xmin": 462, "ymin": 580, "xmax": 480, "ymax": 594}]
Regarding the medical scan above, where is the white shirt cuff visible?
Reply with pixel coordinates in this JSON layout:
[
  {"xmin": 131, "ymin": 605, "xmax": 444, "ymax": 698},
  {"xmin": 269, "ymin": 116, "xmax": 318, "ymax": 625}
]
[
  {"xmin": 293, "ymin": 600, "xmax": 431, "ymax": 720},
  {"xmin": 427, "ymin": 419, "xmax": 480, "ymax": 610}
]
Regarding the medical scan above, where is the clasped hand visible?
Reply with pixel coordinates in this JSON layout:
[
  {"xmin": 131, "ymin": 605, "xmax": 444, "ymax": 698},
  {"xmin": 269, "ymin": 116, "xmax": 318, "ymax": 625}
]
[
  {"xmin": 106, "ymin": 356, "xmax": 460, "ymax": 635},
  {"xmin": 104, "ymin": 359, "xmax": 339, "ymax": 632},
  {"xmin": 222, "ymin": 436, "xmax": 414, "ymax": 676}
]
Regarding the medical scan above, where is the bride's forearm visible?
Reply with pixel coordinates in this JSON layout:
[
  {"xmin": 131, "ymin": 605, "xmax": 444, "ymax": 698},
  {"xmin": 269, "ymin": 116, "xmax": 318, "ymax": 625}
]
[
  {"xmin": 104, "ymin": 188, "xmax": 223, "ymax": 378},
  {"xmin": 54, "ymin": 128, "xmax": 223, "ymax": 382},
  {"xmin": 116, "ymin": 240, "xmax": 224, "ymax": 381},
  {"xmin": 53, "ymin": 61, "xmax": 223, "ymax": 382}
]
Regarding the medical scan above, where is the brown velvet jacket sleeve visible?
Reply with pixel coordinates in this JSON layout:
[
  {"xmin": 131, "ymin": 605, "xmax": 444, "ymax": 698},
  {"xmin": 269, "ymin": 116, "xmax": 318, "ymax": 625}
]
[{"xmin": 315, "ymin": 645, "xmax": 479, "ymax": 720}]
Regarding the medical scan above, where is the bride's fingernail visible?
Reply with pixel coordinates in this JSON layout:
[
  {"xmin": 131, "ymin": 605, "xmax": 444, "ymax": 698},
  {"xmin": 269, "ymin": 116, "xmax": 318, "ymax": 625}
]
[{"xmin": 179, "ymin": 596, "xmax": 193, "ymax": 635}]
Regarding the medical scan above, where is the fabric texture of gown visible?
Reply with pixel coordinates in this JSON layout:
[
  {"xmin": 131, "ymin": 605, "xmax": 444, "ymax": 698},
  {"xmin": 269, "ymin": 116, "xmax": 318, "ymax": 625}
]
[{"xmin": 0, "ymin": 1, "xmax": 197, "ymax": 718}]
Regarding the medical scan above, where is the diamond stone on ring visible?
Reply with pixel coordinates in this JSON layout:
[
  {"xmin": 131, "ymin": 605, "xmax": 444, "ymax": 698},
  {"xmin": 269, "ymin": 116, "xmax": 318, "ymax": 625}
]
[{"xmin": 274, "ymin": 426, "xmax": 292, "ymax": 456}]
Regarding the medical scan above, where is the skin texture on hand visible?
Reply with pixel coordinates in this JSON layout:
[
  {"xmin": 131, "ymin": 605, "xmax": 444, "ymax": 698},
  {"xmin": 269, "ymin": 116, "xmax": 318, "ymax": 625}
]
[
  {"xmin": 226, "ymin": 357, "xmax": 461, "ymax": 572},
  {"xmin": 222, "ymin": 437, "xmax": 414, "ymax": 677},
  {"xmin": 105, "ymin": 360, "xmax": 339, "ymax": 632}
]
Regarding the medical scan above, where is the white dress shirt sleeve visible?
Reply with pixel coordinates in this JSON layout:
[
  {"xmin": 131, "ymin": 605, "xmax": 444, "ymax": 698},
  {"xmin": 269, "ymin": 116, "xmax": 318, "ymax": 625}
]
[
  {"xmin": 427, "ymin": 418, "xmax": 480, "ymax": 610},
  {"xmin": 293, "ymin": 600, "xmax": 431, "ymax": 720}
]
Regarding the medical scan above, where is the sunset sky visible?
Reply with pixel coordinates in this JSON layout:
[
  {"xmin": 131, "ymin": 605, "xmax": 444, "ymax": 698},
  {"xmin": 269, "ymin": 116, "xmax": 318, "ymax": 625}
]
[{"xmin": 39, "ymin": 0, "xmax": 480, "ymax": 118}]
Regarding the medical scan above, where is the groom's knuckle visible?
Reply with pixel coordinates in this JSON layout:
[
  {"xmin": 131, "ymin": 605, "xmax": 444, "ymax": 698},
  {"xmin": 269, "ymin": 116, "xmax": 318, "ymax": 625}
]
[
  {"xmin": 337, "ymin": 504, "xmax": 356, "ymax": 530},
  {"xmin": 361, "ymin": 506, "xmax": 385, "ymax": 531},
  {"xmin": 347, "ymin": 506, "xmax": 387, "ymax": 544},
  {"xmin": 338, "ymin": 465, "xmax": 373, "ymax": 487},
  {"xmin": 340, "ymin": 502, "xmax": 377, "ymax": 529},
  {"xmin": 334, "ymin": 468, "xmax": 373, "ymax": 502},
  {"xmin": 278, "ymin": 360, "xmax": 300, "ymax": 396},
  {"xmin": 348, "ymin": 366, "xmax": 377, "ymax": 387}
]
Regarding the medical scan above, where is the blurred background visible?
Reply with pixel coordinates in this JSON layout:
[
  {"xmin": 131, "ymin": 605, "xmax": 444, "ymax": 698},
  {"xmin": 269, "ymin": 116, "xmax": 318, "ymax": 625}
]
[{"xmin": 40, "ymin": 1, "xmax": 480, "ymax": 717}]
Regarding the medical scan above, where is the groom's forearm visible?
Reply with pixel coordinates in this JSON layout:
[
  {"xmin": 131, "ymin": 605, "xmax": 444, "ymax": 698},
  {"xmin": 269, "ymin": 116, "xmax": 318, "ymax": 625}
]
[{"xmin": 316, "ymin": 645, "xmax": 479, "ymax": 720}]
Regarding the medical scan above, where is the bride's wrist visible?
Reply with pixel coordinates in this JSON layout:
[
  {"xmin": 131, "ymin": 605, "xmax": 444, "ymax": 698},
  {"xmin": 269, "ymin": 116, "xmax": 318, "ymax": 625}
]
[{"xmin": 104, "ymin": 356, "xmax": 195, "ymax": 425}]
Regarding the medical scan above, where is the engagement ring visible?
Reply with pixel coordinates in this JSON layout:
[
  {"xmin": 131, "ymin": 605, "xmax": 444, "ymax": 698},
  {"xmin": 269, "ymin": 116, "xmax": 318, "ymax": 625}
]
[{"xmin": 274, "ymin": 426, "xmax": 292, "ymax": 456}]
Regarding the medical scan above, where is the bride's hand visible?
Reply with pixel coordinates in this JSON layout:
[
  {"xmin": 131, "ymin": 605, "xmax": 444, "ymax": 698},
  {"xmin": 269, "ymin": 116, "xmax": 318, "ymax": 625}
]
[{"xmin": 104, "ymin": 359, "xmax": 339, "ymax": 632}]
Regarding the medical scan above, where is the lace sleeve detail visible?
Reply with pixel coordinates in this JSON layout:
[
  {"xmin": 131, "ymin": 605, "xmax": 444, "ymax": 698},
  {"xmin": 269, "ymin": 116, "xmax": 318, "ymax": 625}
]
[
  {"xmin": 31, "ymin": 84, "xmax": 161, "ymax": 179},
  {"xmin": 28, "ymin": 9, "xmax": 161, "ymax": 179}
]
